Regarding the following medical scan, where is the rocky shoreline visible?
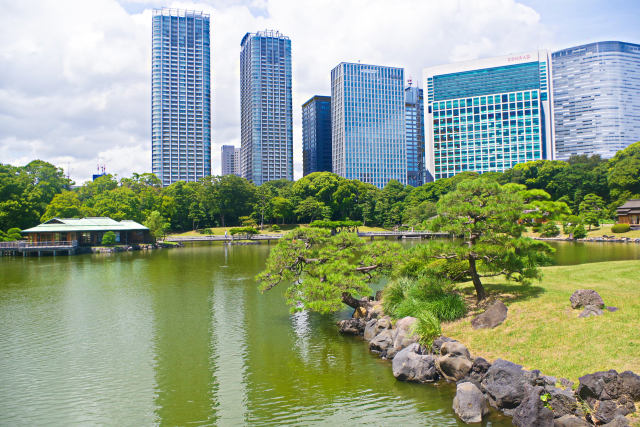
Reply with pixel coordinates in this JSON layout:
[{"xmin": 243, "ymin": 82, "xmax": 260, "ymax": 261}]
[
  {"xmin": 82, "ymin": 241, "xmax": 182, "ymax": 254},
  {"xmin": 534, "ymin": 236, "xmax": 640, "ymax": 244},
  {"xmin": 338, "ymin": 300, "xmax": 639, "ymax": 426}
]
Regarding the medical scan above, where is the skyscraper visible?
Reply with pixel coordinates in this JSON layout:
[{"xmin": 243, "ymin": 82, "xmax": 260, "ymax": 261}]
[
  {"xmin": 302, "ymin": 95, "xmax": 332, "ymax": 176},
  {"xmin": 331, "ymin": 62, "xmax": 406, "ymax": 188},
  {"xmin": 423, "ymin": 50, "xmax": 554, "ymax": 180},
  {"xmin": 552, "ymin": 41, "xmax": 640, "ymax": 160},
  {"xmin": 221, "ymin": 145, "xmax": 240, "ymax": 176},
  {"xmin": 240, "ymin": 30, "xmax": 293, "ymax": 185},
  {"xmin": 151, "ymin": 8, "xmax": 211, "ymax": 186},
  {"xmin": 405, "ymin": 84, "xmax": 426, "ymax": 186}
]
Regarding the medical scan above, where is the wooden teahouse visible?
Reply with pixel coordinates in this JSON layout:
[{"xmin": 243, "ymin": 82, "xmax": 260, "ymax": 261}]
[{"xmin": 616, "ymin": 199, "xmax": 640, "ymax": 229}]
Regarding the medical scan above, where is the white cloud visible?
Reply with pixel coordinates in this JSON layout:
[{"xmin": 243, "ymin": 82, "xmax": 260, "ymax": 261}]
[{"xmin": 0, "ymin": 0, "xmax": 551, "ymax": 183}]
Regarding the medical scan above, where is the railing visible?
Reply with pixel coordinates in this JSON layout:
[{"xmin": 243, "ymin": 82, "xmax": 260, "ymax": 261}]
[
  {"xmin": 0, "ymin": 240, "xmax": 78, "ymax": 249},
  {"xmin": 165, "ymin": 234, "xmax": 283, "ymax": 242},
  {"xmin": 357, "ymin": 231, "xmax": 449, "ymax": 236}
]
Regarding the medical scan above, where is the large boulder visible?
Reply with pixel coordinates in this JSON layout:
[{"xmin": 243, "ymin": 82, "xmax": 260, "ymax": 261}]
[
  {"xmin": 512, "ymin": 386, "xmax": 554, "ymax": 427},
  {"xmin": 577, "ymin": 370, "xmax": 622, "ymax": 403},
  {"xmin": 579, "ymin": 305, "xmax": 604, "ymax": 318},
  {"xmin": 431, "ymin": 336, "xmax": 456, "ymax": 355},
  {"xmin": 452, "ymin": 381, "xmax": 489, "ymax": 423},
  {"xmin": 592, "ymin": 400, "xmax": 633, "ymax": 425},
  {"xmin": 466, "ymin": 357, "xmax": 491, "ymax": 384},
  {"xmin": 553, "ymin": 415, "xmax": 590, "ymax": 426},
  {"xmin": 602, "ymin": 416, "xmax": 631, "ymax": 426},
  {"xmin": 369, "ymin": 329, "xmax": 394, "ymax": 356},
  {"xmin": 436, "ymin": 341, "xmax": 473, "ymax": 382},
  {"xmin": 619, "ymin": 371, "xmax": 640, "ymax": 400},
  {"xmin": 392, "ymin": 343, "xmax": 439, "ymax": 383},
  {"xmin": 570, "ymin": 289, "xmax": 605, "ymax": 309},
  {"xmin": 481, "ymin": 359, "xmax": 531, "ymax": 412},
  {"xmin": 547, "ymin": 387, "xmax": 581, "ymax": 419},
  {"xmin": 363, "ymin": 316, "xmax": 392, "ymax": 341},
  {"xmin": 441, "ymin": 341, "xmax": 471, "ymax": 359},
  {"xmin": 471, "ymin": 300, "xmax": 508, "ymax": 329},
  {"xmin": 387, "ymin": 316, "xmax": 418, "ymax": 359},
  {"xmin": 337, "ymin": 318, "xmax": 365, "ymax": 335}
]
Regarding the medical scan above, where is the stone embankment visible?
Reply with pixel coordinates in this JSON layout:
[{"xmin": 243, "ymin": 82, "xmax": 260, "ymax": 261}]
[
  {"xmin": 535, "ymin": 236, "xmax": 640, "ymax": 243},
  {"xmin": 338, "ymin": 300, "xmax": 639, "ymax": 426},
  {"xmin": 86, "ymin": 242, "xmax": 181, "ymax": 254}
]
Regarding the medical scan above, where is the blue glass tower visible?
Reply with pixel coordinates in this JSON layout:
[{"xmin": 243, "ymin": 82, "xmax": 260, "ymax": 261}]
[
  {"xmin": 405, "ymin": 85, "xmax": 425, "ymax": 186},
  {"xmin": 331, "ymin": 62, "xmax": 406, "ymax": 188},
  {"xmin": 151, "ymin": 8, "xmax": 211, "ymax": 186},
  {"xmin": 302, "ymin": 95, "xmax": 332, "ymax": 176},
  {"xmin": 552, "ymin": 41, "xmax": 640, "ymax": 160},
  {"xmin": 423, "ymin": 50, "xmax": 554, "ymax": 180},
  {"xmin": 240, "ymin": 30, "xmax": 293, "ymax": 185}
]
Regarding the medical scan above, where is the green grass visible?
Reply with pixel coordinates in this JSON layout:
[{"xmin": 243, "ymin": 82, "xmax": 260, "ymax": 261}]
[
  {"xmin": 442, "ymin": 260, "xmax": 640, "ymax": 382},
  {"xmin": 167, "ymin": 224, "xmax": 388, "ymax": 238},
  {"xmin": 525, "ymin": 223, "xmax": 640, "ymax": 239}
]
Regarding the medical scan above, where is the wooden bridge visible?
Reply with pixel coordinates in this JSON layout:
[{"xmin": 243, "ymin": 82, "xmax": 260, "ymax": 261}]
[{"xmin": 0, "ymin": 240, "xmax": 79, "ymax": 257}]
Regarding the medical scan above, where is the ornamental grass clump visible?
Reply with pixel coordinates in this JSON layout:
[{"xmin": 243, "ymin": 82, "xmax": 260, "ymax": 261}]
[{"xmin": 412, "ymin": 310, "xmax": 442, "ymax": 347}]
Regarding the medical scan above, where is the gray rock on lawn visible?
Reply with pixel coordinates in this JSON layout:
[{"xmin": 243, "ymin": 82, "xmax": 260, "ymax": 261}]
[
  {"xmin": 570, "ymin": 289, "xmax": 605, "ymax": 309},
  {"xmin": 453, "ymin": 382, "xmax": 489, "ymax": 423},
  {"xmin": 578, "ymin": 305, "xmax": 604, "ymax": 318},
  {"xmin": 436, "ymin": 341, "xmax": 473, "ymax": 382},
  {"xmin": 392, "ymin": 343, "xmax": 439, "ymax": 383},
  {"xmin": 553, "ymin": 415, "xmax": 590, "ymax": 426},
  {"xmin": 471, "ymin": 300, "xmax": 508, "ymax": 329},
  {"xmin": 481, "ymin": 359, "xmax": 532, "ymax": 412},
  {"xmin": 512, "ymin": 386, "xmax": 554, "ymax": 427}
]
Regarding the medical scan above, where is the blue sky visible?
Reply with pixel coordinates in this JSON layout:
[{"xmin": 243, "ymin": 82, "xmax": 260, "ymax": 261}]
[{"xmin": 0, "ymin": 0, "xmax": 638, "ymax": 183}]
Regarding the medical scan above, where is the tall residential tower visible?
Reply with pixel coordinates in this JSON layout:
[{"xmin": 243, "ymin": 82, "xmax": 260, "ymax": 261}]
[
  {"xmin": 302, "ymin": 95, "xmax": 332, "ymax": 176},
  {"xmin": 240, "ymin": 30, "xmax": 293, "ymax": 185},
  {"xmin": 405, "ymin": 84, "xmax": 426, "ymax": 186},
  {"xmin": 552, "ymin": 41, "xmax": 640, "ymax": 160},
  {"xmin": 221, "ymin": 145, "xmax": 241, "ymax": 176},
  {"xmin": 331, "ymin": 62, "xmax": 406, "ymax": 188},
  {"xmin": 423, "ymin": 50, "xmax": 554, "ymax": 180},
  {"xmin": 151, "ymin": 8, "xmax": 211, "ymax": 186}
]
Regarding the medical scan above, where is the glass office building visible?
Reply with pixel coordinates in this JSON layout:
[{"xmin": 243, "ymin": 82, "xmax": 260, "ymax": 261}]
[
  {"xmin": 240, "ymin": 30, "xmax": 293, "ymax": 185},
  {"xmin": 151, "ymin": 8, "xmax": 211, "ymax": 186},
  {"xmin": 302, "ymin": 95, "xmax": 332, "ymax": 176},
  {"xmin": 331, "ymin": 62, "xmax": 406, "ymax": 188},
  {"xmin": 405, "ymin": 85, "xmax": 426, "ymax": 186},
  {"xmin": 423, "ymin": 50, "xmax": 555, "ymax": 180},
  {"xmin": 221, "ymin": 145, "xmax": 240, "ymax": 176},
  {"xmin": 552, "ymin": 41, "xmax": 640, "ymax": 160}
]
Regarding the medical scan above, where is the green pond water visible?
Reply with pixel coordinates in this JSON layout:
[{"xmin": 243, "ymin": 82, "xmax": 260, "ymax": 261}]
[{"xmin": 1, "ymin": 240, "xmax": 638, "ymax": 426}]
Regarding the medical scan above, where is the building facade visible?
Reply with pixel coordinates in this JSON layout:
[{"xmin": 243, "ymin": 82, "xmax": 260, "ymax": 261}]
[
  {"xmin": 302, "ymin": 95, "xmax": 332, "ymax": 176},
  {"xmin": 240, "ymin": 30, "xmax": 293, "ymax": 185},
  {"xmin": 331, "ymin": 62, "xmax": 406, "ymax": 188},
  {"xmin": 221, "ymin": 145, "xmax": 241, "ymax": 176},
  {"xmin": 552, "ymin": 41, "xmax": 640, "ymax": 160},
  {"xmin": 405, "ymin": 85, "xmax": 426, "ymax": 186},
  {"xmin": 151, "ymin": 8, "xmax": 211, "ymax": 186},
  {"xmin": 423, "ymin": 50, "xmax": 555, "ymax": 180}
]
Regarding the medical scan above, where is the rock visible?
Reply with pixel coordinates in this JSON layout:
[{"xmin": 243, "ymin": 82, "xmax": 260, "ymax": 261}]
[
  {"xmin": 337, "ymin": 318, "xmax": 365, "ymax": 335},
  {"xmin": 579, "ymin": 305, "xmax": 604, "ymax": 318},
  {"xmin": 440, "ymin": 341, "xmax": 471, "ymax": 359},
  {"xmin": 547, "ymin": 387, "xmax": 581, "ymax": 418},
  {"xmin": 431, "ymin": 336, "xmax": 455, "ymax": 355},
  {"xmin": 602, "ymin": 416, "xmax": 631, "ymax": 426},
  {"xmin": 592, "ymin": 400, "xmax": 632, "ymax": 425},
  {"xmin": 471, "ymin": 300, "xmax": 508, "ymax": 329},
  {"xmin": 512, "ymin": 386, "xmax": 554, "ymax": 427},
  {"xmin": 553, "ymin": 415, "xmax": 590, "ymax": 426},
  {"xmin": 377, "ymin": 316, "xmax": 392, "ymax": 329},
  {"xmin": 467, "ymin": 357, "xmax": 491, "ymax": 383},
  {"xmin": 570, "ymin": 289, "xmax": 605, "ymax": 309},
  {"xmin": 392, "ymin": 343, "xmax": 439, "ymax": 383},
  {"xmin": 437, "ymin": 355, "xmax": 473, "ymax": 382},
  {"xmin": 369, "ymin": 329, "xmax": 394, "ymax": 356},
  {"xmin": 363, "ymin": 316, "xmax": 392, "ymax": 341},
  {"xmin": 452, "ymin": 382, "xmax": 489, "ymax": 423},
  {"xmin": 619, "ymin": 371, "xmax": 640, "ymax": 400},
  {"xmin": 606, "ymin": 306, "xmax": 619, "ymax": 312},
  {"xmin": 367, "ymin": 301, "xmax": 385, "ymax": 320},
  {"xmin": 481, "ymin": 359, "xmax": 531, "ymax": 411},
  {"xmin": 577, "ymin": 370, "xmax": 621, "ymax": 403},
  {"xmin": 387, "ymin": 316, "xmax": 418, "ymax": 359}
]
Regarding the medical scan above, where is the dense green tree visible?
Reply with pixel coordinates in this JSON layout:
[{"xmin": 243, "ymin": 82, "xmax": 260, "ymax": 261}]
[
  {"xmin": 0, "ymin": 228, "xmax": 22, "ymax": 241},
  {"xmin": 607, "ymin": 141, "xmax": 640, "ymax": 207},
  {"xmin": 426, "ymin": 179, "xmax": 553, "ymax": 301},
  {"xmin": 271, "ymin": 196, "xmax": 294, "ymax": 224},
  {"xmin": 402, "ymin": 200, "xmax": 437, "ymax": 228},
  {"xmin": 101, "ymin": 231, "xmax": 117, "ymax": 245},
  {"xmin": 294, "ymin": 197, "xmax": 330, "ymax": 223},
  {"xmin": 41, "ymin": 191, "xmax": 84, "ymax": 222},
  {"xmin": 257, "ymin": 228, "xmax": 401, "ymax": 312},
  {"xmin": 90, "ymin": 186, "xmax": 142, "ymax": 222},
  {"xmin": 579, "ymin": 193, "xmax": 606, "ymax": 230},
  {"xmin": 144, "ymin": 210, "xmax": 169, "ymax": 240}
]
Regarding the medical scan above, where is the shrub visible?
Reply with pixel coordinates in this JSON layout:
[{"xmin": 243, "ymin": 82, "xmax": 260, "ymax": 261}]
[
  {"xmin": 229, "ymin": 226, "xmax": 258, "ymax": 236},
  {"xmin": 539, "ymin": 222, "xmax": 560, "ymax": 237},
  {"xmin": 611, "ymin": 223, "xmax": 631, "ymax": 233},
  {"xmin": 271, "ymin": 224, "xmax": 281, "ymax": 232},
  {"xmin": 101, "ymin": 231, "xmax": 117, "ymax": 245},
  {"xmin": 412, "ymin": 310, "xmax": 441, "ymax": 347},
  {"xmin": 571, "ymin": 224, "xmax": 587, "ymax": 239},
  {"xmin": 198, "ymin": 228, "xmax": 213, "ymax": 235}
]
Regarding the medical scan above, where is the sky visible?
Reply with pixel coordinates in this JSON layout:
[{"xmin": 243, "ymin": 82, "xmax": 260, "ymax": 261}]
[{"xmin": 0, "ymin": 0, "xmax": 638, "ymax": 183}]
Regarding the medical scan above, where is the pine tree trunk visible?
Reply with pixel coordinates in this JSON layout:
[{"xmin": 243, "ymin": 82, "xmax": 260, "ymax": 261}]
[
  {"xmin": 468, "ymin": 256, "xmax": 486, "ymax": 302},
  {"xmin": 341, "ymin": 292, "xmax": 367, "ymax": 309}
]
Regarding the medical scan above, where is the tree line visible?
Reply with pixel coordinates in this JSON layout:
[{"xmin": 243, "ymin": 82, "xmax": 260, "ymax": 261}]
[{"xmin": 1, "ymin": 141, "xmax": 639, "ymax": 235}]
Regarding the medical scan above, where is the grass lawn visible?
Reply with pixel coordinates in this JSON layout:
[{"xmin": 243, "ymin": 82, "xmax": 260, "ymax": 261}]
[
  {"xmin": 525, "ymin": 223, "xmax": 640, "ymax": 239},
  {"xmin": 442, "ymin": 260, "xmax": 640, "ymax": 383},
  {"xmin": 168, "ymin": 224, "xmax": 387, "ymax": 237}
]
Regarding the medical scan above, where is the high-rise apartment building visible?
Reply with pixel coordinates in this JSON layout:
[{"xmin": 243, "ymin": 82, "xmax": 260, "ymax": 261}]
[
  {"xmin": 302, "ymin": 95, "xmax": 332, "ymax": 176},
  {"xmin": 221, "ymin": 145, "xmax": 241, "ymax": 176},
  {"xmin": 423, "ymin": 50, "xmax": 554, "ymax": 180},
  {"xmin": 331, "ymin": 62, "xmax": 406, "ymax": 188},
  {"xmin": 552, "ymin": 41, "xmax": 640, "ymax": 160},
  {"xmin": 405, "ymin": 85, "xmax": 425, "ymax": 186},
  {"xmin": 240, "ymin": 30, "xmax": 293, "ymax": 185},
  {"xmin": 151, "ymin": 8, "xmax": 211, "ymax": 186}
]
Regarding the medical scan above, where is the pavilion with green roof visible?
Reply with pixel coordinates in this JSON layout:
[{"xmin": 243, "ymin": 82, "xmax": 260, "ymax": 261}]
[{"xmin": 22, "ymin": 217, "xmax": 153, "ymax": 246}]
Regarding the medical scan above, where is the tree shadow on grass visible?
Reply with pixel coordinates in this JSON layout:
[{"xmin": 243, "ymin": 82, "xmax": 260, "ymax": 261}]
[{"xmin": 457, "ymin": 281, "xmax": 546, "ymax": 314}]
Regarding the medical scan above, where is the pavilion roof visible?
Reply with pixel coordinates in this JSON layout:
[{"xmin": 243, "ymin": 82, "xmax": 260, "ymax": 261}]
[{"xmin": 22, "ymin": 217, "xmax": 148, "ymax": 233}]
